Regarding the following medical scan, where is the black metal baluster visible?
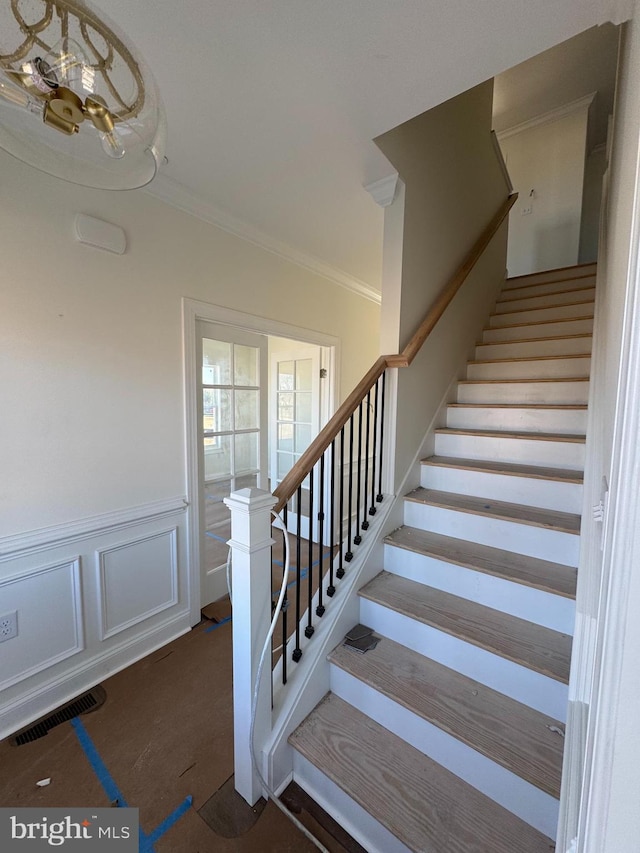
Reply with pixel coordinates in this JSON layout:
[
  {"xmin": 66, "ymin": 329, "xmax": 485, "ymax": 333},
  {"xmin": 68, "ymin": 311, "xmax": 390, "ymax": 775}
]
[
  {"xmin": 292, "ymin": 487, "xmax": 303, "ymax": 662},
  {"xmin": 305, "ymin": 467, "xmax": 315, "ymax": 638},
  {"xmin": 377, "ymin": 370, "xmax": 386, "ymax": 504},
  {"xmin": 370, "ymin": 378, "xmax": 380, "ymax": 516},
  {"xmin": 337, "ymin": 426, "xmax": 345, "ymax": 579},
  {"xmin": 327, "ymin": 440, "xmax": 336, "ymax": 597},
  {"xmin": 316, "ymin": 454, "xmax": 326, "ymax": 617},
  {"xmin": 362, "ymin": 388, "xmax": 371, "ymax": 531},
  {"xmin": 281, "ymin": 504, "xmax": 288, "ymax": 685},
  {"xmin": 354, "ymin": 401, "xmax": 363, "ymax": 546},
  {"xmin": 345, "ymin": 415, "xmax": 354, "ymax": 562}
]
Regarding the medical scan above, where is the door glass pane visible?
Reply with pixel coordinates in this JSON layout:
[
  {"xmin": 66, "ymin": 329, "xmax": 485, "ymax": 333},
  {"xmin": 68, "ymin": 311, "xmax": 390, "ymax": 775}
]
[
  {"xmin": 295, "ymin": 423, "xmax": 312, "ymax": 452},
  {"xmin": 277, "ymin": 450, "xmax": 294, "ymax": 478},
  {"xmin": 234, "ymin": 345, "xmax": 259, "ymax": 386},
  {"xmin": 203, "ymin": 388, "xmax": 232, "ymax": 433},
  {"xmin": 278, "ymin": 392, "xmax": 294, "ymax": 421},
  {"xmin": 235, "ymin": 432, "xmax": 258, "ymax": 474},
  {"xmin": 278, "ymin": 361, "xmax": 295, "ymax": 390},
  {"xmin": 296, "ymin": 358, "xmax": 313, "ymax": 391},
  {"xmin": 235, "ymin": 389, "xmax": 259, "ymax": 430},
  {"xmin": 296, "ymin": 392, "xmax": 312, "ymax": 424},
  {"xmin": 202, "ymin": 339, "xmax": 232, "ymax": 385},
  {"xmin": 278, "ymin": 422, "xmax": 294, "ymax": 452},
  {"xmin": 204, "ymin": 434, "xmax": 231, "ymax": 481}
]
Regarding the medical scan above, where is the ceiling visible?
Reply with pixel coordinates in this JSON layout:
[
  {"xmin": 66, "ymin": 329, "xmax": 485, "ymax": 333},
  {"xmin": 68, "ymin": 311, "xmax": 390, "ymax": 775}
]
[{"xmin": 98, "ymin": 1, "xmax": 623, "ymax": 296}]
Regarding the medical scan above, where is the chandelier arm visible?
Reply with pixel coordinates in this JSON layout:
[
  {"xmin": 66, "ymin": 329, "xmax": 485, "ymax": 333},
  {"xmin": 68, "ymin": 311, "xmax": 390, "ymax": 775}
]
[
  {"xmin": 1, "ymin": 0, "xmax": 54, "ymax": 64},
  {"xmin": 79, "ymin": 17, "xmax": 145, "ymax": 119}
]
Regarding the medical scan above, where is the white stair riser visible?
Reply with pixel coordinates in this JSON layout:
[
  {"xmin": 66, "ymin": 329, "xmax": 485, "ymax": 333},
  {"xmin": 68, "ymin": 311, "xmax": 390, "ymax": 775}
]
[
  {"xmin": 495, "ymin": 287, "xmax": 595, "ymax": 313},
  {"xmin": 403, "ymin": 501, "xmax": 579, "ymax": 565},
  {"xmin": 475, "ymin": 336, "xmax": 592, "ymax": 360},
  {"xmin": 489, "ymin": 302, "xmax": 594, "ymax": 328},
  {"xmin": 359, "ymin": 598, "xmax": 569, "ymax": 720},
  {"xmin": 329, "ymin": 666, "xmax": 559, "ymax": 837},
  {"xmin": 499, "ymin": 276, "xmax": 596, "ymax": 300},
  {"xmin": 421, "ymin": 464, "xmax": 583, "ymax": 514},
  {"xmin": 446, "ymin": 405, "xmax": 588, "ymax": 434},
  {"xmin": 383, "ymin": 544, "xmax": 576, "ymax": 633},
  {"xmin": 434, "ymin": 432, "xmax": 585, "ymax": 469},
  {"xmin": 503, "ymin": 265, "xmax": 597, "ymax": 289},
  {"xmin": 467, "ymin": 357, "xmax": 591, "ymax": 381},
  {"xmin": 293, "ymin": 752, "xmax": 412, "ymax": 853},
  {"xmin": 482, "ymin": 317, "xmax": 594, "ymax": 342},
  {"xmin": 456, "ymin": 381, "xmax": 589, "ymax": 405}
]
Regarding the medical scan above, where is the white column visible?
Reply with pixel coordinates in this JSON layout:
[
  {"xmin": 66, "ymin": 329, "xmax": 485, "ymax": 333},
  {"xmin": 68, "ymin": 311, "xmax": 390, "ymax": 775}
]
[{"xmin": 224, "ymin": 487, "xmax": 277, "ymax": 806}]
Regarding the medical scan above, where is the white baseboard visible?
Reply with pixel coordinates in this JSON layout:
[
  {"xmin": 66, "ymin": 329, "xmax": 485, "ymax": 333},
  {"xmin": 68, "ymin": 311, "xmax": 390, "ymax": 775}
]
[{"xmin": 0, "ymin": 610, "xmax": 191, "ymax": 741}]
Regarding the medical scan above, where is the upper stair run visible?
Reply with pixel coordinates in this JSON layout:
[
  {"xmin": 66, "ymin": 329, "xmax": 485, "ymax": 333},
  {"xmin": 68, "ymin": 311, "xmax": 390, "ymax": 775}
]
[{"xmin": 288, "ymin": 263, "xmax": 592, "ymax": 852}]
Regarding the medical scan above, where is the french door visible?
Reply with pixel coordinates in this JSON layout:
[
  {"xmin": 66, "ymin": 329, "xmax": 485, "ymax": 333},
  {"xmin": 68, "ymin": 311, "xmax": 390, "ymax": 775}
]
[{"xmin": 196, "ymin": 321, "xmax": 268, "ymax": 607}]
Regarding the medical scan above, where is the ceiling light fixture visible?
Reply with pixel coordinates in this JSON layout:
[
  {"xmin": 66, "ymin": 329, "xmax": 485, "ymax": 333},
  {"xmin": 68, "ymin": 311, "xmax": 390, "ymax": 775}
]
[{"xmin": 0, "ymin": 0, "xmax": 166, "ymax": 189}]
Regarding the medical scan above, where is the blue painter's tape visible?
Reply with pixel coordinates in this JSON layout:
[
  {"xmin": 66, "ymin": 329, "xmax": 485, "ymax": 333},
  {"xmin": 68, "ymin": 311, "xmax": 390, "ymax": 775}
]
[
  {"xmin": 205, "ymin": 615, "xmax": 232, "ymax": 633},
  {"xmin": 205, "ymin": 531, "xmax": 228, "ymax": 543},
  {"xmin": 144, "ymin": 796, "xmax": 193, "ymax": 847},
  {"xmin": 71, "ymin": 718, "xmax": 128, "ymax": 808}
]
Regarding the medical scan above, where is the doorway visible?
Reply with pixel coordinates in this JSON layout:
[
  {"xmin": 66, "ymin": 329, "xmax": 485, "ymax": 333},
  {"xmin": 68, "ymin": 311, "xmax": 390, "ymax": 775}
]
[{"xmin": 184, "ymin": 299, "xmax": 338, "ymax": 618}]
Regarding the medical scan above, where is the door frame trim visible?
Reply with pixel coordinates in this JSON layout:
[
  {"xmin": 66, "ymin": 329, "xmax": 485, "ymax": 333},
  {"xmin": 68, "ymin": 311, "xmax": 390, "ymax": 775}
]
[{"xmin": 182, "ymin": 298, "xmax": 340, "ymax": 624}]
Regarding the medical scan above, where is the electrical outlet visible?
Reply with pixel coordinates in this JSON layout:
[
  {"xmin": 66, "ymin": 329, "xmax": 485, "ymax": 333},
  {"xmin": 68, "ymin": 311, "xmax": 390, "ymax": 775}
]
[
  {"xmin": 0, "ymin": 611, "xmax": 18, "ymax": 643},
  {"xmin": 521, "ymin": 204, "xmax": 533, "ymax": 216}
]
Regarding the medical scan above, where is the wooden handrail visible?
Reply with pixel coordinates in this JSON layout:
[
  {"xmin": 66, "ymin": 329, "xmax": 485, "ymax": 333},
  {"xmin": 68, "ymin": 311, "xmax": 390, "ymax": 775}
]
[{"xmin": 273, "ymin": 192, "xmax": 517, "ymax": 512}]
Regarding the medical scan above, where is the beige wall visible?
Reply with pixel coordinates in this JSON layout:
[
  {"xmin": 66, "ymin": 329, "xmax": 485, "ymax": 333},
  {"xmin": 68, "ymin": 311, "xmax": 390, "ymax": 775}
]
[
  {"xmin": 0, "ymin": 152, "xmax": 379, "ymax": 536},
  {"xmin": 375, "ymin": 81, "xmax": 510, "ymax": 487},
  {"xmin": 499, "ymin": 106, "xmax": 589, "ymax": 276}
]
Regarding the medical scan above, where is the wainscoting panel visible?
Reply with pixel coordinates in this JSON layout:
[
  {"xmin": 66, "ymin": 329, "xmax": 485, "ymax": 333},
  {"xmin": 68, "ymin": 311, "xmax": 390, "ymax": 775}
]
[
  {"xmin": 0, "ymin": 497, "xmax": 191, "ymax": 741},
  {"xmin": 97, "ymin": 528, "xmax": 178, "ymax": 640},
  {"xmin": 0, "ymin": 559, "xmax": 83, "ymax": 692}
]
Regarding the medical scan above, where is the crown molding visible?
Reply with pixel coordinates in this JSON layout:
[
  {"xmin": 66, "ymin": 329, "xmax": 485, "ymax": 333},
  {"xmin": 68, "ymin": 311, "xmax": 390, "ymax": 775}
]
[
  {"xmin": 145, "ymin": 174, "xmax": 381, "ymax": 305},
  {"xmin": 365, "ymin": 173, "xmax": 400, "ymax": 207},
  {"xmin": 496, "ymin": 93, "xmax": 596, "ymax": 142}
]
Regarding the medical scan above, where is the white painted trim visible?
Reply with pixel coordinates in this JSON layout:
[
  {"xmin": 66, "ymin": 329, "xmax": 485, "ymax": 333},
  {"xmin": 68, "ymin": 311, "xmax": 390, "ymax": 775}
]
[
  {"xmin": 364, "ymin": 173, "xmax": 400, "ymax": 208},
  {"xmin": 0, "ymin": 558, "xmax": 84, "ymax": 692},
  {"xmin": 182, "ymin": 297, "xmax": 341, "ymax": 624},
  {"xmin": 0, "ymin": 496, "xmax": 187, "ymax": 561},
  {"xmin": 146, "ymin": 174, "xmax": 381, "ymax": 304},
  {"xmin": 96, "ymin": 527, "xmax": 179, "ymax": 640},
  {"xmin": 496, "ymin": 93, "xmax": 596, "ymax": 142},
  {"xmin": 579, "ymin": 69, "xmax": 640, "ymax": 851}
]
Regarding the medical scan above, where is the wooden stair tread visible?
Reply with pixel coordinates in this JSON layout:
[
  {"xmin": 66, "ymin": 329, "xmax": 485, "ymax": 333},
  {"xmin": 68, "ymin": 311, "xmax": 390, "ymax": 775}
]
[
  {"xmin": 459, "ymin": 376, "xmax": 589, "ymax": 384},
  {"xmin": 405, "ymin": 487, "xmax": 581, "ymax": 534},
  {"xmin": 468, "ymin": 353, "xmax": 591, "ymax": 364},
  {"xmin": 290, "ymin": 694, "xmax": 555, "ymax": 853},
  {"xmin": 491, "ymin": 299, "xmax": 595, "ymax": 316},
  {"xmin": 498, "ymin": 285, "xmax": 595, "ymax": 303},
  {"xmin": 484, "ymin": 314, "xmax": 594, "ymax": 330},
  {"xmin": 506, "ymin": 262, "xmax": 596, "ymax": 285},
  {"xmin": 384, "ymin": 526, "xmax": 577, "ymax": 598},
  {"xmin": 435, "ymin": 427, "xmax": 585, "ymax": 443},
  {"xmin": 328, "ymin": 636, "xmax": 564, "ymax": 797},
  {"xmin": 477, "ymin": 333, "xmax": 592, "ymax": 345},
  {"xmin": 359, "ymin": 572, "xmax": 571, "ymax": 682},
  {"xmin": 422, "ymin": 455, "xmax": 584, "ymax": 483},
  {"xmin": 448, "ymin": 403, "xmax": 587, "ymax": 410}
]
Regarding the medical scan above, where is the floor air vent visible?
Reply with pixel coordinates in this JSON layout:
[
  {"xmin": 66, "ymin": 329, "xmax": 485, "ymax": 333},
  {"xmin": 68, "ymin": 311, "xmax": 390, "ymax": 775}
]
[{"xmin": 9, "ymin": 686, "xmax": 107, "ymax": 746}]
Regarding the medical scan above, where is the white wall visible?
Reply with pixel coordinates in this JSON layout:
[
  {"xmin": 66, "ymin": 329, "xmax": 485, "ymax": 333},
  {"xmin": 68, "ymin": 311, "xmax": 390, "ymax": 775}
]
[
  {"xmin": 579, "ymin": 144, "xmax": 608, "ymax": 264},
  {"xmin": 0, "ymin": 151, "xmax": 379, "ymax": 737},
  {"xmin": 499, "ymin": 104, "xmax": 589, "ymax": 276},
  {"xmin": 375, "ymin": 80, "xmax": 511, "ymax": 489}
]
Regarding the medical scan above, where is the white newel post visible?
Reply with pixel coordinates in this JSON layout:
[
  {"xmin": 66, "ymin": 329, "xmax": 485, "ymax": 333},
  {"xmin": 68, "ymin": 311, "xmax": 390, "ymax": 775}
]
[{"xmin": 223, "ymin": 487, "xmax": 277, "ymax": 806}]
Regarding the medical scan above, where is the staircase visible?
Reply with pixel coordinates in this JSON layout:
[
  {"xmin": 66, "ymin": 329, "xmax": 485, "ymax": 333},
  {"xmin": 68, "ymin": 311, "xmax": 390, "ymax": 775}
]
[{"xmin": 287, "ymin": 262, "xmax": 596, "ymax": 852}]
